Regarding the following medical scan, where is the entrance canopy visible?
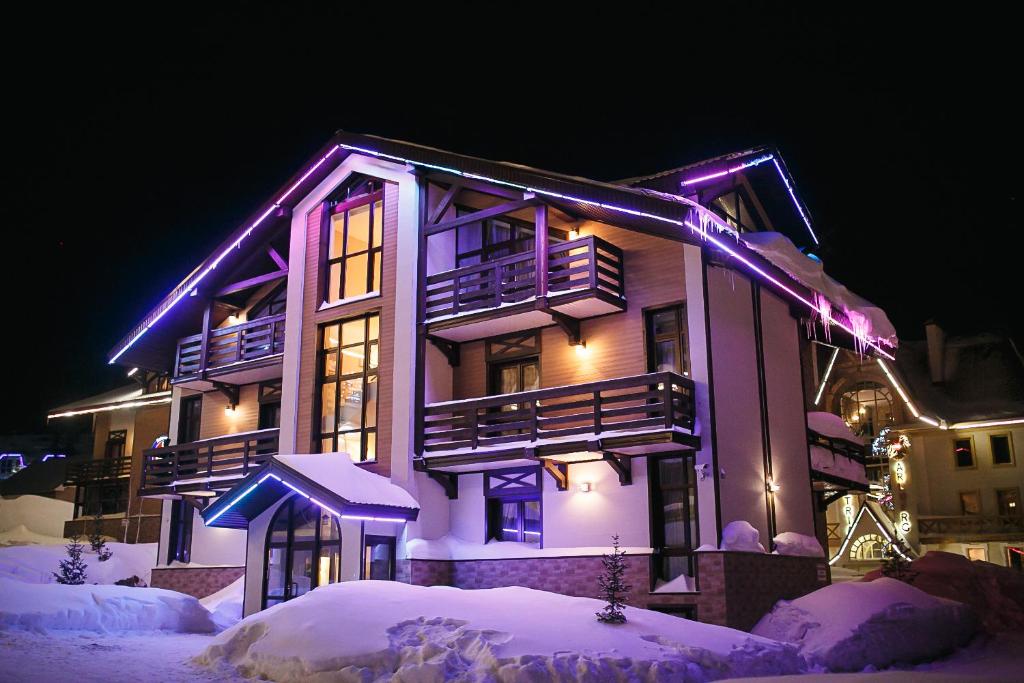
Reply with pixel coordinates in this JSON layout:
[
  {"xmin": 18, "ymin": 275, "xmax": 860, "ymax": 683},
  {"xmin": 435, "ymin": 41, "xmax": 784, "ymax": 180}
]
[{"xmin": 201, "ymin": 453, "xmax": 419, "ymax": 529}]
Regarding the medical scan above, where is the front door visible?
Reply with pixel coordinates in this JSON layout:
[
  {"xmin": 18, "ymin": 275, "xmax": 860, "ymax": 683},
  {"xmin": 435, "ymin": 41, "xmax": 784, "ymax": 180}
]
[{"xmin": 263, "ymin": 496, "xmax": 341, "ymax": 608}]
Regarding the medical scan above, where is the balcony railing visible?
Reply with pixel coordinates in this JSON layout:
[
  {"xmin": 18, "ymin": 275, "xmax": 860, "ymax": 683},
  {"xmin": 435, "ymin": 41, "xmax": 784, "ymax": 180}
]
[
  {"xmin": 65, "ymin": 456, "xmax": 132, "ymax": 485},
  {"xmin": 174, "ymin": 313, "xmax": 286, "ymax": 378},
  {"xmin": 424, "ymin": 236, "xmax": 625, "ymax": 321},
  {"xmin": 807, "ymin": 429, "xmax": 867, "ymax": 462},
  {"xmin": 140, "ymin": 428, "xmax": 279, "ymax": 494},
  {"xmin": 422, "ymin": 372, "xmax": 695, "ymax": 459},
  {"xmin": 917, "ymin": 514, "xmax": 1024, "ymax": 540}
]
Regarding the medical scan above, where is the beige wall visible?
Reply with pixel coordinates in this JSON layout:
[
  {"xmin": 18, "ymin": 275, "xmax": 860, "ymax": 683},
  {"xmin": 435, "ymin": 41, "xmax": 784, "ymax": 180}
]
[{"xmin": 197, "ymin": 384, "xmax": 260, "ymax": 440}]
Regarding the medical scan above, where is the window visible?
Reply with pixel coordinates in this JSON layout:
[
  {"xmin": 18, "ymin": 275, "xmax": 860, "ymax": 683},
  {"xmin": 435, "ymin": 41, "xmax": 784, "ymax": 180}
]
[
  {"xmin": 997, "ymin": 488, "xmax": 1020, "ymax": 516},
  {"xmin": 650, "ymin": 454, "xmax": 698, "ymax": 583},
  {"xmin": 960, "ymin": 490, "xmax": 982, "ymax": 515},
  {"xmin": 850, "ymin": 533, "xmax": 886, "ymax": 560},
  {"xmin": 487, "ymin": 496, "xmax": 541, "ymax": 543},
  {"xmin": 838, "ymin": 382, "xmax": 894, "ymax": 438},
  {"xmin": 991, "ymin": 434, "xmax": 1014, "ymax": 466},
  {"xmin": 646, "ymin": 305, "xmax": 690, "ymax": 377},
  {"xmin": 167, "ymin": 500, "xmax": 194, "ymax": 564},
  {"xmin": 954, "ymin": 438, "xmax": 975, "ymax": 468},
  {"xmin": 263, "ymin": 496, "xmax": 341, "ymax": 608},
  {"xmin": 316, "ymin": 314, "xmax": 379, "ymax": 461},
  {"xmin": 258, "ymin": 381, "xmax": 282, "ymax": 430},
  {"xmin": 708, "ymin": 189, "xmax": 762, "ymax": 233},
  {"xmin": 966, "ymin": 546, "xmax": 988, "ymax": 562},
  {"xmin": 249, "ymin": 282, "xmax": 287, "ymax": 319},
  {"xmin": 178, "ymin": 395, "xmax": 202, "ymax": 444},
  {"xmin": 324, "ymin": 181, "xmax": 383, "ymax": 304},
  {"xmin": 1008, "ymin": 547, "xmax": 1023, "ymax": 571},
  {"xmin": 104, "ymin": 430, "xmax": 127, "ymax": 459},
  {"xmin": 363, "ymin": 535, "xmax": 396, "ymax": 580}
]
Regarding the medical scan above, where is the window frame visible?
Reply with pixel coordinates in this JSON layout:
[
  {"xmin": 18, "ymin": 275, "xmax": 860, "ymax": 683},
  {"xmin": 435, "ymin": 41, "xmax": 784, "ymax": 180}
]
[
  {"xmin": 990, "ymin": 433, "xmax": 1015, "ymax": 467},
  {"xmin": 996, "ymin": 487, "xmax": 1020, "ymax": 516},
  {"xmin": 314, "ymin": 313, "xmax": 380, "ymax": 462},
  {"xmin": 648, "ymin": 453, "xmax": 699, "ymax": 586},
  {"xmin": 261, "ymin": 495, "xmax": 341, "ymax": 609},
  {"xmin": 486, "ymin": 493, "xmax": 542, "ymax": 544},
  {"xmin": 953, "ymin": 436, "xmax": 977, "ymax": 469},
  {"xmin": 321, "ymin": 186, "xmax": 385, "ymax": 305},
  {"xmin": 362, "ymin": 534, "xmax": 397, "ymax": 580},
  {"xmin": 644, "ymin": 303, "xmax": 691, "ymax": 378},
  {"xmin": 104, "ymin": 430, "xmax": 127, "ymax": 459},
  {"xmin": 959, "ymin": 489, "xmax": 983, "ymax": 515}
]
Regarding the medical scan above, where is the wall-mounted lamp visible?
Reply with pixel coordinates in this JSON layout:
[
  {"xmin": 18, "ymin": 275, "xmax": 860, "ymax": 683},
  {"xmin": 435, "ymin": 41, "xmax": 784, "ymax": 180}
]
[
  {"xmin": 577, "ymin": 482, "xmax": 593, "ymax": 493},
  {"xmin": 568, "ymin": 228, "xmax": 580, "ymax": 240},
  {"xmin": 574, "ymin": 340, "xmax": 589, "ymax": 357},
  {"xmin": 225, "ymin": 404, "xmax": 238, "ymax": 416},
  {"xmin": 767, "ymin": 479, "xmax": 781, "ymax": 493}
]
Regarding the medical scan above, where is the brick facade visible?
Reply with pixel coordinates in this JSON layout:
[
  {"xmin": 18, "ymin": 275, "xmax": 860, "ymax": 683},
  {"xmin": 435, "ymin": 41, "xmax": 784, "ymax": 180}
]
[
  {"xmin": 399, "ymin": 550, "xmax": 827, "ymax": 631},
  {"xmin": 149, "ymin": 566, "xmax": 244, "ymax": 598}
]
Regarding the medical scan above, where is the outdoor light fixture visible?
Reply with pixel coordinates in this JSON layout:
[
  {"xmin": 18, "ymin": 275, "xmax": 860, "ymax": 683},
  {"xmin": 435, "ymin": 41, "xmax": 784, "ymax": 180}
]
[
  {"xmin": 574, "ymin": 340, "xmax": 589, "ymax": 357},
  {"xmin": 224, "ymin": 404, "xmax": 237, "ymax": 416},
  {"xmin": 578, "ymin": 482, "xmax": 593, "ymax": 493},
  {"xmin": 767, "ymin": 479, "xmax": 781, "ymax": 493}
]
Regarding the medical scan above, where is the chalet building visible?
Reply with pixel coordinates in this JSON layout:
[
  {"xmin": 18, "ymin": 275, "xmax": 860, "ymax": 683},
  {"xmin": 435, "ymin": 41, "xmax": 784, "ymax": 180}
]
[
  {"xmin": 809, "ymin": 323, "xmax": 1024, "ymax": 571},
  {"xmin": 103, "ymin": 132, "xmax": 898, "ymax": 627},
  {"xmin": 41, "ymin": 372, "xmax": 171, "ymax": 542}
]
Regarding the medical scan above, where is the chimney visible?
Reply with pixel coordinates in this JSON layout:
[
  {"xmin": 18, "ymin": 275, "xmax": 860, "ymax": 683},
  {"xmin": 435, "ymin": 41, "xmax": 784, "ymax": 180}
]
[{"xmin": 925, "ymin": 321, "xmax": 945, "ymax": 384}]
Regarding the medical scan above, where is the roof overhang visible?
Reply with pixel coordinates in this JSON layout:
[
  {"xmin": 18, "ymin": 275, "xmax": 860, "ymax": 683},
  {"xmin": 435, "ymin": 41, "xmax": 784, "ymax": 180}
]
[{"xmin": 201, "ymin": 454, "xmax": 419, "ymax": 530}]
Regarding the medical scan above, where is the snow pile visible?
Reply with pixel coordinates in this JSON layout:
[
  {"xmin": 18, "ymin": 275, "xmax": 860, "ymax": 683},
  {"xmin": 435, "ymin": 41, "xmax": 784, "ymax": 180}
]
[
  {"xmin": 0, "ymin": 541, "xmax": 157, "ymax": 585},
  {"xmin": 0, "ymin": 524, "xmax": 65, "ymax": 546},
  {"xmin": 0, "ymin": 578, "xmax": 216, "ymax": 633},
  {"xmin": 200, "ymin": 576, "xmax": 244, "ymax": 630},
  {"xmin": 406, "ymin": 533, "xmax": 651, "ymax": 560},
  {"xmin": 863, "ymin": 551, "xmax": 1024, "ymax": 633},
  {"xmin": 719, "ymin": 521, "xmax": 766, "ymax": 553},
  {"xmin": 198, "ymin": 581, "xmax": 803, "ymax": 681},
  {"xmin": 742, "ymin": 232, "xmax": 898, "ymax": 346},
  {"xmin": 0, "ymin": 495, "xmax": 73, "ymax": 537},
  {"xmin": 773, "ymin": 532, "xmax": 824, "ymax": 557},
  {"xmin": 752, "ymin": 577, "xmax": 977, "ymax": 671},
  {"xmin": 275, "ymin": 454, "xmax": 419, "ymax": 510},
  {"xmin": 807, "ymin": 411, "xmax": 865, "ymax": 444},
  {"xmin": 810, "ymin": 445, "xmax": 868, "ymax": 485}
]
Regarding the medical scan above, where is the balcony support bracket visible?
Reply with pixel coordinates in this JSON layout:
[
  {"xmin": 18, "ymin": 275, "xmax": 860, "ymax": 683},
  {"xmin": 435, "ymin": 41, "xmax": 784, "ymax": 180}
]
[
  {"xmin": 819, "ymin": 490, "xmax": 845, "ymax": 511},
  {"xmin": 603, "ymin": 452, "xmax": 632, "ymax": 486},
  {"xmin": 546, "ymin": 309, "xmax": 582, "ymax": 346},
  {"xmin": 427, "ymin": 335, "xmax": 460, "ymax": 367},
  {"xmin": 212, "ymin": 381, "xmax": 240, "ymax": 408},
  {"xmin": 427, "ymin": 471, "xmax": 459, "ymax": 500},
  {"xmin": 542, "ymin": 460, "xmax": 568, "ymax": 491},
  {"xmin": 182, "ymin": 496, "xmax": 209, "ymax": 512}
]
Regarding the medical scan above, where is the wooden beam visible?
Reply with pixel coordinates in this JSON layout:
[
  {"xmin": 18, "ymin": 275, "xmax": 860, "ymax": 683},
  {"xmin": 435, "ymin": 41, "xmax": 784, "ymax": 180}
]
[
  {"xmin": 427, "ymin": 471, "xmax": 459, "ymax": 500},
  {"xmin": 542, "ymin": 460, "xmax": 568, "ymax": 491},
  {"xmin": 547, "ymin": 309, "xmax": 581, "ymax": 345},
  {"xmin": 266, "ymin": 246, "xmax": 288, "ymax": 271},
  {"xmin": 216, "ymin": 269, "xmax": 288, "ymax": 297},
  {"xmin": 198, "ymin": 301, "xmax": 213, "ymax": 377},
  {"xmin": 603, "ymin": 452, "xmax": 632, "ymax": 486},
  {"xmin": 212, "ymin": 381, "xmax": 239, "ymax": 407},
  {"xmin": 426, "ymin": 336, "xmax": 460, "ymax": 367},
  {"xmin": 535, "ymin": 204, "xmax": 548, "ymax": 299},
  {"xmin": 424, "ymin": 198, "xmax": 539, "ymax": 236},
  {"xmin": 428, "ymin": 182, "xmax": 463, "ymax": 224},
  {"xmin": 425, "ymin": 172, "xmax": 521, "ymax": 200}
]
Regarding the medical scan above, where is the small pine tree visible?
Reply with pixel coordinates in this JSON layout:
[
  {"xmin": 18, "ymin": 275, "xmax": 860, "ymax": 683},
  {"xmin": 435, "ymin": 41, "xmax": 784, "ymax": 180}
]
[
  {"xmin": 596, "ymin": 534, "xmax": 630, "ymax": 624},
  {"xmin": 881, "ymin": 538, "xmax": 915, "ymax": 582},
  {"xmin": 89, "ymin": 510, "xmax": 114, "ymax": 562},
  {"xmin": 53, "ymin": 535, "xmax": 88, "ymax": 585}
]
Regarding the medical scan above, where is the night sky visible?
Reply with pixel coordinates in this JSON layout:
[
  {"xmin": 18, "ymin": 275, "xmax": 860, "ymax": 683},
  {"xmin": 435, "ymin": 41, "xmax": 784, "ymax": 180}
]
[{"xmin": 3, "ymin": 6, "xmax": 1017, "ymax": 435}]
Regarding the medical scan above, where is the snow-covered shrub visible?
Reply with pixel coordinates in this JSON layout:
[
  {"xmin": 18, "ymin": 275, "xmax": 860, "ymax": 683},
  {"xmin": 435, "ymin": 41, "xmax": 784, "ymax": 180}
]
[
  {"xmin": 720, "ymin": 521, "xmax": 766, "ymax": 552},
  {"xmin": 773, "ymin": 532, "xmax": 824, "ymax": 557}
]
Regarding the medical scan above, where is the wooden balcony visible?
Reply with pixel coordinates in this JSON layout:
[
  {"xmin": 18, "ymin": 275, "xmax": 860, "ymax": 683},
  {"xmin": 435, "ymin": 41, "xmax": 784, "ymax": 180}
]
[
  {"xmin": 173, "ymin": 313, "xmax": 285, "ymax": 386},
  {"xmin": 424, "ymin": 236, "xmax": 626, "ymax": 342},
  {"xmin": 139, "ymin": 428, "xmax": 279, "ymax": 497},
  {"xmin": 65, "ymin": 456, "xmax": 132, "ymax": 485},
  {"xmin": 917, "ymin": 514, "xmax": 1024, "ymax": 542},
  {"xmin": 419, "ymin": 372, "xmax": 698, "ymax": 473}
]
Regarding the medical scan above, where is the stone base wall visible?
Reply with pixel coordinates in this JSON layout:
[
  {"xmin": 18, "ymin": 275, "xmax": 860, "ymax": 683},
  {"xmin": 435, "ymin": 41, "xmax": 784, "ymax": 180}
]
[
  {"xmin": 149, "ymin": 566, "xmax": 244, "ymax": 598},
  {"xmin": 400, "ymin": 551, "xmax": 827, "ymax": 631},
  {"xmin": 63, "ymin": 515, "xmax": 161, "ymax": 544}
]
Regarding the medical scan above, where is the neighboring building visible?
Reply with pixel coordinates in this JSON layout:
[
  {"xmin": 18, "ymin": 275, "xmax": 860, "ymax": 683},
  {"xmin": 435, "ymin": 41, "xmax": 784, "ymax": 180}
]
[
  {"xmin": 812, "ymin": 323, "xmax": 1024, "ymax": 571},
  {"xmin": 102, "ymin": 132, "xmax": 897, "ymax": 627},
  {"xmin": 44, "ymin": 372, "xmax": 172, "ymax": 542}
]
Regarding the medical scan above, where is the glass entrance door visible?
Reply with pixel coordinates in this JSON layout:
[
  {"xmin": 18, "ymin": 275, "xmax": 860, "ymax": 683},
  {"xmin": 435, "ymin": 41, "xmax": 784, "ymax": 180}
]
[{"xmin": 263, "ymin": 496, "xmax": 341, "ymax": 608}]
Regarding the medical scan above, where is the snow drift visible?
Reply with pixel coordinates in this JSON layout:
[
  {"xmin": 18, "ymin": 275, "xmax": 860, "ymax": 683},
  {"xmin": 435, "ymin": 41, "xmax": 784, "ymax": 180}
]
[
  {"xmin": 719, "ymin": 520, "xmax": 766, "ymax": 552},
  {"xmin": 863, "ymin": 551, "xmax": 1024, "ymax": 633},
  {"xmin": 0, "ymin": 540, "xmax": 157, "ymax": 585},
  {"xmin": 772, "ymin": 532, "xmax": 824, "ymax": 557},
  {"xmin": 198, "ymin": 581, "xmax": 803, "ymax": 681},
  {"xmin": 752, "ymin": 577, "xmax": 977, "ymax": 671},
  {"xmin": 0, "ymin": 578, "xmax": 217, "ymax": 633},
  {"xmin": 0, "ymin": 495, "xmax": 73, "ymax": 538},
  {"xmin": 200, "ymin": 576, "xmax": 244, "ymax": 629}
]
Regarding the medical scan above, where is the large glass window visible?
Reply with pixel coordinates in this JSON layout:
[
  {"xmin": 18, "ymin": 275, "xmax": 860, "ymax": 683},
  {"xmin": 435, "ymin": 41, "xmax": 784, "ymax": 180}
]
[
  {"xmin": 650, "ymin": 455, "xmax": 698, "ymax": 583},
  {"xmin": 316, "ymin": 314, "xmax": 379, "ymax": 461},
  {"xmin": 263, "ymin": 496, "xmax": 341, "ymax": 608},
  {"xmin": 838, "ymin": 382, "xmax": 894, "ymax": 438},
  {"xmin": 325, "ymin": 184, "xmax": 383, "ymax": 303},
  {"xmin": 487, "ymin": 496, "xmax": 541, "ymax": 544}
]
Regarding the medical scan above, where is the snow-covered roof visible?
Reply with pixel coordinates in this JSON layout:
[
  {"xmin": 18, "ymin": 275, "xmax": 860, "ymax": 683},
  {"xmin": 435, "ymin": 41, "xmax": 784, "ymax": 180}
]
[
  {"xmin": 202, "ymin": 453, "xmax": 419, "ymax": 529},
  {"xmin": 48, "ymin": 385, "xmax": 171, "ymax": 417},
  {"xmin": 807, "ymin": 411, "xmax": 866, "ymax": 445}
]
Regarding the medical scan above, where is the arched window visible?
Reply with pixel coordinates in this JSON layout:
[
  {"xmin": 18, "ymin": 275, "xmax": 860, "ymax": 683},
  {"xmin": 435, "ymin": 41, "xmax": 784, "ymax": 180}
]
[
  {"xmin": 263, "ymin": 496, "xmax": 341, "ymax": 608},
  {"xmin": 849, "ymin": 533, "xmax": 886, "ymax": 561},
  {"xmin": 837, "ymin": 382, "xmax": 894, "ymax": 438}
]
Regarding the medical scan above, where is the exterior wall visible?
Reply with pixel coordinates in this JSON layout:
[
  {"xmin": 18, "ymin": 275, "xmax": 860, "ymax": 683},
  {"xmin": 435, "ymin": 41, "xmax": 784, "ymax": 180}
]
[
  {"xmin": 197, "ymin": 384, "xmax": 260, "ymax": 440},
  {"xmin": 150, "ymin": 566, "xmax": 244, "ymax": 599},
  {"xmin": 189, "ymin": 517, "xmax": 247, "ymax": 566}
]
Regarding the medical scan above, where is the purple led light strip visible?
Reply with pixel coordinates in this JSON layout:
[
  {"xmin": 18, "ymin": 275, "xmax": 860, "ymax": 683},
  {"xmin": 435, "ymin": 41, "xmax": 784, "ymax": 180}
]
[
  {"xmin": 205, "ymin": 471, "xmax": 409, "ymax": 526},
  {"xmin": 679, "ymin": 154, "xmax": 775, "ymax": 186}
]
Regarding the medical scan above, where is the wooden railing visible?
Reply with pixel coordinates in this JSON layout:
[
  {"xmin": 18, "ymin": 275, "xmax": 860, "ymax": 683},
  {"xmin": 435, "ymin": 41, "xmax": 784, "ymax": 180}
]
[
  {"xmin": 917, "ymin": 515, "xmax": 1024, "ymax": 539},
  {"xmin": 140, "ymin": 429, "xmax": 279, "ymax": 491},
  {"xmin": 808, "ymin": 429, "xmax": 867, "ymax": 463},
  {"xmin": 65, "ymin": 456, "xmax": 132, "ymax": 485},
  {"xmin": 423, "ymin": 371, "xmax": 694, "ymax": 454},
  {"xmin": 174, "ymin": 313, "xmax": 286, "ymax": 378},
  {"xmin": 424, "ymin": 236, "xmax": 625, "ymax": 321}
]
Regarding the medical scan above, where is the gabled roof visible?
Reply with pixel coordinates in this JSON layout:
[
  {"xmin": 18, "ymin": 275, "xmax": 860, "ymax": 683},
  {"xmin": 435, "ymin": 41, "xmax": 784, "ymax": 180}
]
[
  {"xmin": 109, "ymin": 131, "xmax": 893, "ymax": 367},
  {"xmin": 202, "ymin": 453, "xmax": 419, "ymax": 530},
  {"xmin": 48, "ymin": 385, "xmax": 171, "ymax": 419}
]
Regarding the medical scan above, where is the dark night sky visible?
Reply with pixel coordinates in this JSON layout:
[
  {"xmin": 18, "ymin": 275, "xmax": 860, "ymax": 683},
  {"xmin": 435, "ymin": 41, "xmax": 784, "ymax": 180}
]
[{"xmin": 2, "ymin": 5, "xmax": 1018, "ymax": 434}]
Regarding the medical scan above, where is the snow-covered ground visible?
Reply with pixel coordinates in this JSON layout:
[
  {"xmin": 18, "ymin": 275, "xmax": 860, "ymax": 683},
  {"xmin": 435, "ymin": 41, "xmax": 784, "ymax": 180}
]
[
  {"xmin": 200, "ymin": 576, "xmax": 244, "ymax": 630},
  {"xmin": 197, "ymin": 581, "xmax": 804, "ymax": 681},
  {"xmin": 0, "ymin": 539, "xmax": 157, "ymax": 585}
]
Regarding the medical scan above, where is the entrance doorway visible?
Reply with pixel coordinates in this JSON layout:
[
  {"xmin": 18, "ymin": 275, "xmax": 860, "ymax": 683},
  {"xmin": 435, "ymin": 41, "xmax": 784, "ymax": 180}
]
[{"xmin": 263, "ymin": 496, "xmax": 341, "ymax": 608}]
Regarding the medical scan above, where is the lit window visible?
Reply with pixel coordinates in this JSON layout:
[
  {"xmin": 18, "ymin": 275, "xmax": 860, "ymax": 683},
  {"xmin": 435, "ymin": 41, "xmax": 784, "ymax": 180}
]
[
  {"xmin": 954, "ymin": 438, "xmax": 975, "ymax": 468},
  {"xmin": 997, "ymin": 488, "xmax": 1019, "ymax": 516},
  {"xmin": 850, "ymin": 533, "xmax": 886, "ymax": 560},
  {"xmin": 487, "ymin": 496, "xmax": 541, "ymax": 544},
  {"xmin": 991, "ymin": 434, "xmax": 1014, "ymax": 466},
  {"xmin": 966, "ymin": 547, "xmax": 988, "ymax": 562},
  {"xmin": 837, "ymin": 382, "xmax": 894, "ymax": 438},
  {"xmin": 316, "ymin": 314, "xmax": 379, "ymax": 461},
  {"xmin": 960, "ymin": 490, "xmax": 982, "ymax": 515},
  {"xmin": 325, "ymin": 182, "xmax": 383, "ymax": 303}
]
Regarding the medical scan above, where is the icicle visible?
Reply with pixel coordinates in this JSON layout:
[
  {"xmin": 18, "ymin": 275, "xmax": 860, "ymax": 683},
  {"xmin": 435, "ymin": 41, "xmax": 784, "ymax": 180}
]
[
  {"xmin": 845, "ymin": 309, "xmax": 871, "ymax": 358},
  {"xmin": 814, "ymin": 292, "xmax": 833, "ymax": 343}
]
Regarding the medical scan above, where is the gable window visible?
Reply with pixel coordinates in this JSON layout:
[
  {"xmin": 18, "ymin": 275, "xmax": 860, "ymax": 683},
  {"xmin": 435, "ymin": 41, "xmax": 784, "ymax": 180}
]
[
  {"xmin": 838, "ymin": 382, "xmax": 894, "ymax": 438},
  {"xmin": 954, "ymin": 438, "xmax": 975, "ymax": 468},
  {"xmin": 324, "ymin": 180, "xmax": 383, "ymax": 304},
  {"xmin": 708, "ymin": 189, "xmax": 762, "ymax": 233},
  {"xmin": 454, "ymin": 206, "xmax": 567, "ymax": 268},
  {"xmin": 316, "ymin": 314, "xmax": 379, "ymax": 462},
  {"xmin": 991, "ymin": 434, "xmax": 1014, "ymax": 466}
]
